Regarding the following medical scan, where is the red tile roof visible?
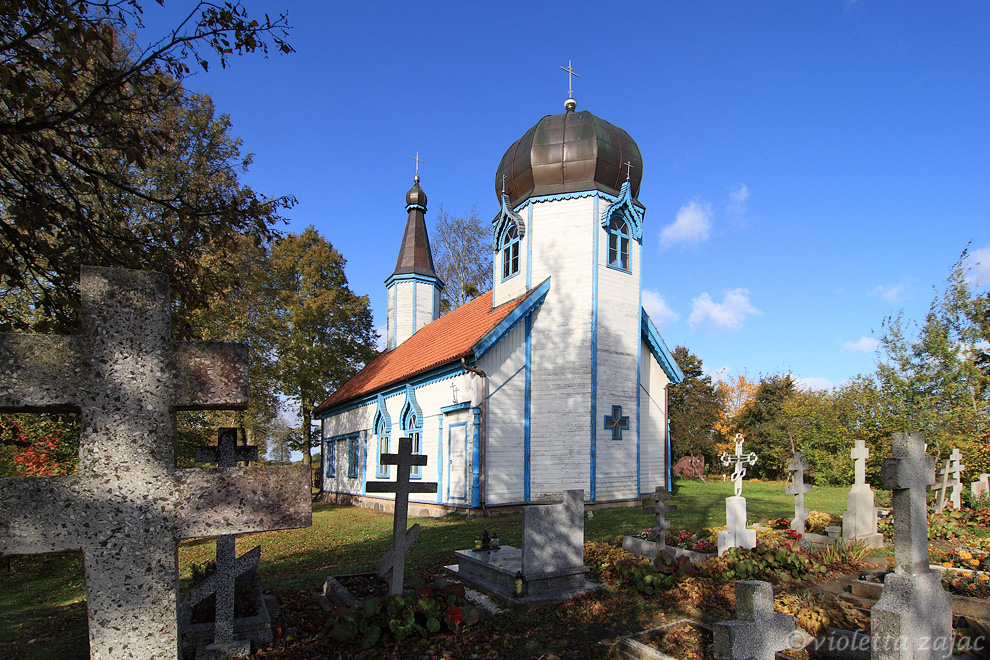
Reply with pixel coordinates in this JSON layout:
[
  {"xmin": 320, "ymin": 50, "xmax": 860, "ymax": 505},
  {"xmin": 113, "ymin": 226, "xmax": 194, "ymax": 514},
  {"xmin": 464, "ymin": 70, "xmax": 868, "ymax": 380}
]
[{"xmin": 315, "ymin": 290, "xmax": 529, "ymax": 414}]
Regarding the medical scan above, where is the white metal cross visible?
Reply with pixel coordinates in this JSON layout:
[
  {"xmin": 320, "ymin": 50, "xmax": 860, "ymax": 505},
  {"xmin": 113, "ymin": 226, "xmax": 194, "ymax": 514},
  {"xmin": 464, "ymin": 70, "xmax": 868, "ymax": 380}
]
[
  {"xmin": 410, "ymin": 151, "xmax": 424, "ymax": 177},
  {"xmin": 560, "ymin": 60, "xmax": 579, "ymax": 99},
  {"xmin": 720, "ymin": 433, "xmax": 758, "ymax": 497}
]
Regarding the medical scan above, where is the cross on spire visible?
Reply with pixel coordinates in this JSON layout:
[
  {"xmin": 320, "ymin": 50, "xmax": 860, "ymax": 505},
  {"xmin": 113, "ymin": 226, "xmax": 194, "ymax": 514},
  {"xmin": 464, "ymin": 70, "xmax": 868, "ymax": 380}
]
[
  {"xmin": 410, "ymin": 151, "xmax": 424, "ymax": 178},
  {"xmin": 501, "ymin": 174, "xmax": 508, "ymax": 195},
  {"xmin": 366, "ymin": 436, "xmax": 437, "ymax": 595},
  {"xmin": 721, "ymin": 433, "xmax": 758, "ymax": 497},
  {"xmin": 560, "ymin": 60, "xmax": 579, "ymax": 100}
]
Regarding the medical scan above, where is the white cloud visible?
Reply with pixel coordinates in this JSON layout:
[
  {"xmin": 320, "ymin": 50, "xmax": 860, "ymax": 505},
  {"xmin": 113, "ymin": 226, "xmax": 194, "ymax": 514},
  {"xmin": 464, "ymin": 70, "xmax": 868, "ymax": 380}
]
[
  {"xmin": 795, "ymin": 376, "xmax": 835, "ymax": 392},
  {"xmin": 870, "ymin": 283, "xmax": 906, "ymax": 304},
  {"xmin": 966, "ymin": 246, "xmax": 990, "ymax": 288},
  {"xmin": 842, "ymin": 336, "xmax": 879, "ymax": 353},
  {"xmin": 727, "ymin": 183, "xmax": 749, "ymax": 217},
  {"xmin": 659, "ymin": 200, "xmax": 712, "ymax": 249},
  {"xmin": 707, "ymin": 365, "xmax": 732, "ymax": 386},
  {"xmin": 689, "ymin": 289, "xmax": 761, "ymax": 332},
  {"xmin": 642, "ymin": 290, "xmax": 680, "ymax": 328},
  {"xmin": 373, "ymin": 324, "xmax": 387, "ymax": 352}
]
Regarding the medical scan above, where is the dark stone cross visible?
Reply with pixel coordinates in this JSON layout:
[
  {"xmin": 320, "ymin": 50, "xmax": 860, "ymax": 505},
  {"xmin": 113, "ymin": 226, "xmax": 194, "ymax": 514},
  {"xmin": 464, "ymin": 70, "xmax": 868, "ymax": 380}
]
[
  {"xmin": 604, "ymin": 405, "xmax": 630, "ymax": 441},
  {"xmin": 183, "ymin": 428, "xmax": 263, "ymax": 656},
  {"xmin": 880, "ymin": 432, "xmax": 936, "ymax": 575},
  {"xmin": 0, "ymin": 267, "xmax": 311, "ymax": 660},
  {"xmin": 366, "ymin": 436, "xmax": 437, "ymax": 595},
  {"xmin": 643, "ymin": 486, "xmax": 676, "ymax": 546},
  {"xmin": 785, "ymin": 451, "xmax": 813, "ymax": 533}
]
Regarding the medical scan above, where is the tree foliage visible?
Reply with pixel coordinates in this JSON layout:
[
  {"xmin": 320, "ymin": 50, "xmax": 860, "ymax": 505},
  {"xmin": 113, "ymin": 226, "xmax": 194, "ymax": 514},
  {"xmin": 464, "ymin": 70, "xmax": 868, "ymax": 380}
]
[
  {"xmin": 431, "ymin": 204, "xmax": 492, "ymax": 313},
  {"xmin": 0, "ymin": 1, "xmax": 294, "ymax": 333},
  {"xmin": 668, "ymin": 346, "xmax": 722, "ymax": 465}
]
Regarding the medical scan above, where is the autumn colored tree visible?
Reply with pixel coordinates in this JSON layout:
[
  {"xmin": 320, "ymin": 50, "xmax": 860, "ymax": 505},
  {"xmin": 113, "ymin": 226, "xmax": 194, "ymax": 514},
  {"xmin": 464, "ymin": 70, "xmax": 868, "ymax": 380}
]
[
  {"xmin": 731, "ymin": 373, "xmax": 797, "ymax": 480},
  {"xmin": 262, "ymin": 228, "xmax": 378, "ymax": 472}
]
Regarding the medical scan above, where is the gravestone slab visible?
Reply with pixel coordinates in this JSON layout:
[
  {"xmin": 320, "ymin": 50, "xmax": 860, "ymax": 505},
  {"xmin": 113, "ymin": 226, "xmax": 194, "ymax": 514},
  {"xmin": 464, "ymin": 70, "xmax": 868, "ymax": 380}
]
[
  {"xmin": 972, "ymin": 473, "xmax": 990, "ymax": 500},
  {"xmin": 0, "ymin": 267, "xmax": 311, "ymax": 660},
  {"xmin": 842, "ymin": 440, "xmax": 884, "ymax": 548},
  {"xmin": 523, "ymin": 489, "xmax": 585, "ymax": 578},
  {"xmin": 712, "ymin": 580, "xmax": 795, "ymax": 660},
  {"xmin": 872, "ymin": 432, "xmax": 952, "ymax": 660},
  {"xmin": 785, "ymin": 451, "xmax": 813, "ymax": 534}
]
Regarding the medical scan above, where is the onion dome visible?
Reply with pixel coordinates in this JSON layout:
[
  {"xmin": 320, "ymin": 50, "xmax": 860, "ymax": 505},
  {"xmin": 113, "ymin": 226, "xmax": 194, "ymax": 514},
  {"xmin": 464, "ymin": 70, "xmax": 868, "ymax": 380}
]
[
  {"xmin": 391, "ymin": 176, "xmax": 438, "ymax": 279},
  {"xmin": 495, "ymin": 104, "xmax": 643, "ymax": 208}
]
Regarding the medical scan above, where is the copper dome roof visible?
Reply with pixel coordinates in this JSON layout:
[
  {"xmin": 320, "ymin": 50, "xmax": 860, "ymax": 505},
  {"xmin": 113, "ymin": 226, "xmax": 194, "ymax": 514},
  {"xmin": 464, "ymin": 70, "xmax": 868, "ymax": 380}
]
[{"xmin": 495, "ymin": 108, "xmax": 643, "ymax": 208}]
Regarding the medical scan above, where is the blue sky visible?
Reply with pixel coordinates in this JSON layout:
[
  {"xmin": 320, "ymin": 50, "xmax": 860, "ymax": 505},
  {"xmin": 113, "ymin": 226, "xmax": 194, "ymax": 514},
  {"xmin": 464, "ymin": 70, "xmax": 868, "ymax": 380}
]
[{"xmin": 141, "ymin": 1, "xmax": 989, "ymax": 392}]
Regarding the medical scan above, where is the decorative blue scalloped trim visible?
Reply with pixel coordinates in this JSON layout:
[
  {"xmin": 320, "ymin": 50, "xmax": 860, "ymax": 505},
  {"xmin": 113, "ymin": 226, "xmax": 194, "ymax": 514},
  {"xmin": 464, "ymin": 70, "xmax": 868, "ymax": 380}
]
[
  {"xmin": 601, "ymin": 181, "xmax": 644, "ymax": 241},
  {"xmin": 492, "ymin": 194, "xmax": 525, "ymax": 250},
  {"xmin": 405, "ymin": 204, "xmax": 427, "ymax": 213},
  {"xmin": 641, "ymin": 309, "xmax": 684, "ymax": 384},
  {"xmin": 400, "ymin": 384, "xmax": 423, "ymax": 431}
]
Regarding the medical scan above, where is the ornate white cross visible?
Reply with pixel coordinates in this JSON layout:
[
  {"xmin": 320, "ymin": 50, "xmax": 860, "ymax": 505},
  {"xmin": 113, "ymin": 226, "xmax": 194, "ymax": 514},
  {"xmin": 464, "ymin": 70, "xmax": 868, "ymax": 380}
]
[{"xmin": 721, "ymin": 433, "xmax": 758, "ymax": 497}]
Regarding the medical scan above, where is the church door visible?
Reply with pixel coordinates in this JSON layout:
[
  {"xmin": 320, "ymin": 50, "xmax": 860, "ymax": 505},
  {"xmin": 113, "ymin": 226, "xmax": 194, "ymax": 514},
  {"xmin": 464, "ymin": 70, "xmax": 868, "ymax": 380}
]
[{"xmin": 446, "ymin": 422, "xmax": 468, "ymax": 502}]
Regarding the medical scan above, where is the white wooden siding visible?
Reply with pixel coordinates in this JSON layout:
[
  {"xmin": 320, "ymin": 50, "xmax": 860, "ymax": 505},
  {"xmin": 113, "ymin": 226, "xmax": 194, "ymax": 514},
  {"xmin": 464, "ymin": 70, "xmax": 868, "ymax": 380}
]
[{"xmin": 479, "ymin": 322, "xmax": 526, "ymax": 503}]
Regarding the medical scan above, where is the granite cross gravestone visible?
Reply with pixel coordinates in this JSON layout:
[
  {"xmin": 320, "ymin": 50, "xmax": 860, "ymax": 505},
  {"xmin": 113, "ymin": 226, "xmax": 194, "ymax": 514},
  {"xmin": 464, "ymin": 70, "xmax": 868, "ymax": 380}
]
[
  {"xmin": 643, "ymin": 486, "xmax": 676, "ymax": 547},
  {"xmin": 366, "ymin": 436, "xmax": 437, "ymax": 595},
  {"xmin": 841, "ymin": 440, "xmax": 883, "ymax": 548},
  {"xmin": 785, "ymin": 451, "xmax": 813, "ymax": 534},
  {"xmin": 182, "ymin": 427, "xmax": 263, "ymax": 659},
  {"xmin": 946, "ymin": 448, "xmax": 964, "ymax": 510},
  {"xmin": 872, "ymin": 432, "xmax": 952, "ymax": 660},
  {"xmin": 712, "ymin": 580, "xmax": 795, "ymax": 660},
  {"xmin": 931, "ymin": 457, "xmax": 952, "ymax": 515},
  {"xmin": 0, "ymin": 267, "xmax": 311, "ymax": 660},
  {"xmin": 718, "ymin": 434, "xmax": 758, "ymax": 555}
]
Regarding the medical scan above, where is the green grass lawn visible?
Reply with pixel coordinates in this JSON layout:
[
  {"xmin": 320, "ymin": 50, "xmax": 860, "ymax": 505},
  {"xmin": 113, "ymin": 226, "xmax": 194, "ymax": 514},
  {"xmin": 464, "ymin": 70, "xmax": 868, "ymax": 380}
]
[{"xmin": 0, "ymin": 479, "xmax": 853, "ymax": 660}]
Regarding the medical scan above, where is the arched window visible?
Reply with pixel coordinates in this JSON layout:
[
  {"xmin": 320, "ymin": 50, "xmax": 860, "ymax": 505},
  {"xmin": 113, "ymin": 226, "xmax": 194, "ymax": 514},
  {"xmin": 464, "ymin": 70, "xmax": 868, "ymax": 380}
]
[
  {"xmin": 608, "ymin": 215, "xmax": 631, "ymax": 272},
  {"xmin": 373, "ymin": 395, "xmax": 391, "ymax": 479},
  {"xmin": 400, "ymin": 387, "xmax": 423, "ymax": 479},
  {"xmin": 501, "ymin": 223, "xmax": 520, "ymax": 281}
]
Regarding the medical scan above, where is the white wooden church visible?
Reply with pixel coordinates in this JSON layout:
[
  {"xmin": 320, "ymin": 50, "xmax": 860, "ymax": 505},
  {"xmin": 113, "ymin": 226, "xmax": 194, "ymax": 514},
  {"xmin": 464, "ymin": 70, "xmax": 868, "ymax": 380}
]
[{"xmin": 314, "ymin": 95, "xmax": 683, "ymax": 514}]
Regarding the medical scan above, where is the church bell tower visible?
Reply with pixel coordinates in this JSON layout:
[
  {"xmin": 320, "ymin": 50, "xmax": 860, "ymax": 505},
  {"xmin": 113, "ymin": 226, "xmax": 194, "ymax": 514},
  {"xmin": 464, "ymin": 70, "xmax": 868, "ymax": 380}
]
[{"xmin": 385, "ymin": 175, "xmax": 443, "ymax": 351}]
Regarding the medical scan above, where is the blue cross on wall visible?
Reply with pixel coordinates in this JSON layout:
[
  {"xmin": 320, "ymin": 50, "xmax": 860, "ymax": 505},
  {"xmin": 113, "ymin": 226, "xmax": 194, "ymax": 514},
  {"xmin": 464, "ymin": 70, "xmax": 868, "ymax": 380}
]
[{"xmin": 604, "ymin": 405, "xmax": 630, "ymax": 440}]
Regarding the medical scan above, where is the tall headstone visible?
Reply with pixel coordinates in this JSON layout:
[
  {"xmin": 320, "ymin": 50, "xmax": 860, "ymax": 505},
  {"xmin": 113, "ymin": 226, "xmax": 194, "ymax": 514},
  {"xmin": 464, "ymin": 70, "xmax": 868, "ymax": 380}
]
[
  {"xmin": 0, "ymin": 267, "xmax": 311, "ymax": 660},
  {"xmin": 717, "ymin": 434, "xmax": 758, "ymax": 555},
  {"xmin": 946, "ymin": 448, "xmax": 964, "ymax": 510},
  {"xmin": 365, "ymin": 436, "xmax": 437, "ymax": 595},
  {"xmin": 785, "ymin": 451, "xmax": 813, "ymax": 534},
  {"xmin": 712, "ymin": 581, "xmax": 795, "ymax": 660},
  {"xmin": 182, "ymin": 428, "xmax": 263, "ymax": 660},
  {"xmin": 522, "ymin": 489, "xmax": 585, "ymax": 580},
  {"xmin": 841, "ymin": 440, "xmax": 883, "ymax": 548},
  {"xmin": 872, "ymin": 432, "xmax": 952, "ymax": 660}
]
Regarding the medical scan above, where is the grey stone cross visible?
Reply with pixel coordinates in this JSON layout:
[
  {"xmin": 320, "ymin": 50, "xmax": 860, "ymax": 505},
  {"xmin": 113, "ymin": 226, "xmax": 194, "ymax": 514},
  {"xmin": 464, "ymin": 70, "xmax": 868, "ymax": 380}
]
[
  {"xmin": 185, "ymin": 428, "xmax": 263, "ymax": 657},
  {"xmin": 713, "ymin": 581, "xmax": 795, "ymax": 660},
  {"xmin": 785, "ymin": 451, "xmax": 813, "ymax": 534},
  {"xmin": 851, "ymin": 440, "xmax": 869, "ymax": 485},
  {"xmin": 0, "ymin": 267, "xmax": 311, "ymax": 660},
  {"xmin": 880, "ymin": 432, "xmax": 936, "ymax": 575},
  {"xmin": 366, "ymin": 436, "xmax": 437, "ymax": 595},
  {"xmin": 946, "ymin": 447, "xmax": 965, "ymax": 510},
  {"xmin": 642, "ymin": 486, "xmax": 676, "ymax": 546},
  {"xmin": 721, "ymin": 434, "xmax": 758, "ymax": 497}
]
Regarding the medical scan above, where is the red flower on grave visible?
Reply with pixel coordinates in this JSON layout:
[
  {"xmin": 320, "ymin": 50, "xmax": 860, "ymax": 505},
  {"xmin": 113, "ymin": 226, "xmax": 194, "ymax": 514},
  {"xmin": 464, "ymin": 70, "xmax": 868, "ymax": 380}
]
[{"xmin": 446, "ymin": 604, "xmax": 463, "ymax": 626}]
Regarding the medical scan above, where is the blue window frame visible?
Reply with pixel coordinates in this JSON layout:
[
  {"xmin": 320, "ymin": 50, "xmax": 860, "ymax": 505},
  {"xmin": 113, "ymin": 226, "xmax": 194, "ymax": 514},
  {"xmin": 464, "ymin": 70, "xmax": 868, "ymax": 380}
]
[
  {"xmin": 375, "ymin": 416, "xmax": 390, "ymax": 478},
  {"xmin": 347, "ymin": 435, "xmax": 359, "ymax": 478},
  {"xmin": 501, "ymin": 223, "xmax": 520, "ymax": 281},
  {"xmin": 400, "ymin": 386, "xmax": 424, "ymax": 479},
  {"xmin": 325, "ymin": 439, "xmax": 335, "ymax": 478},
  {"xmin": 607, "ymin": 215, "xmax": 631, "ymax": 272}
]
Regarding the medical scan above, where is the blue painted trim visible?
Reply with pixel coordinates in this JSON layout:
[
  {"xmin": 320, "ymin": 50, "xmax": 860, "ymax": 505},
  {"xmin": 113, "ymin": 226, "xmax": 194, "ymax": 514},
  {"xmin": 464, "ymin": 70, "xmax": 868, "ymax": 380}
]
[
  {"xmin": 400, "ymin": 385, "xmax": 424, "ymax": 479},
  {"xmin": 437, "ymin": 413, "xmax": 443, "ymax": 503},
  {"xmin": 373, "ymin": 395, "xmax": 391, "ymax": 479},
  {"xmin": 492, "ymin": 193, "xmax": 525, "ymax": 250},
  {"xmin": 470, "ymin": 408, "xmax": 481, "ymax": 508},
  {"xmin": 606, "ymin": 262, "xmax": 632, "ymax": 274},
  {"xmin": 600, "ymin": 180, "xmax": 645, "ymax": 241},
  {"xmin": 640, "ymin": 310, "xmax": 685, "ymax": 384},
  {"xmin": 472, "ymin": 277, "xmax": 551, "ymax": 359},
  {"xmin": 405, "ymin": 203, "xmax": 427, "ymax": 213},
  {"xmin": 325, "ymin": 439, "xmax": 335, "ymax": 478},
  {"xmin": 524, "ymin": 314, "xmax": 532, "ymax": 503},
  {"xmin": 446, "ymin": 421, "xmax": 469, "ymax": 501},
  {"xmin": 516, "ymin": 189, "xmax": 610, "ymax": 212},
  {"xmin": 637, "ymin": 253, "xmax": 643, "ymax": 496},
  {"xmin": 384, "ymin": 271, "xmax": 443, "ymax": 289},
  {"xmin": 361, "ymin": 431, "xmax": 368, "ymax": 495},
  {"xmin": 666, "ymin": 417, "xmax": 674, "ymax": 492},
  {"xmin": 500, "ymin": 268, "xmax": 520, "ymax": 283},
  {"xmin": 590, "ymin": 195, "xmax": 599, "ymax": 503},
  {"xmin": 604, "ymin": 405, "xmax": 630, "ymax": 441},
  {"xmin": 486, "ymin": 364, "xmax": 524, "ymax": 400},
  {"xmin": 525, "ymin": 205, "xmax": 533, "ymax": 290},
  {"xmin": 440, "ymin": 401, "xmax": 472, "ymax": 414},
  {"xmin": 412, "ymin": 279, "xmax": 417, "ymax": 335},
  {"xmin": 345, "ymin": 434, "xmax": 359, "ymax": 479},
  {"xmin": 316, "ymin": 363, "xmax": 467, "ymax": 418},
  {"xmin": 390, "ymin": 284, "xmax": 397, "ymax": 351}
]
